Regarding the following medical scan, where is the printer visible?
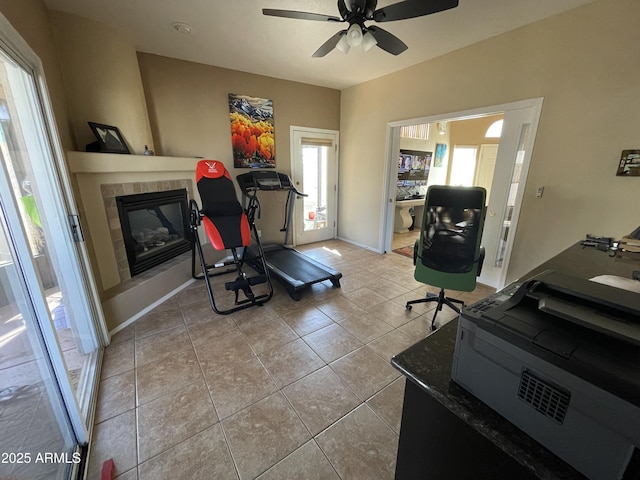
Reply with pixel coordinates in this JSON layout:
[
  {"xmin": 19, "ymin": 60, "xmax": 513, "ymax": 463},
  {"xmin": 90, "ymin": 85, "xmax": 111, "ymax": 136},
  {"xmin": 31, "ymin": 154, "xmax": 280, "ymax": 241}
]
[{"xmin": 452, "ymin": 270, "xmax": 640, "ymax": 480}]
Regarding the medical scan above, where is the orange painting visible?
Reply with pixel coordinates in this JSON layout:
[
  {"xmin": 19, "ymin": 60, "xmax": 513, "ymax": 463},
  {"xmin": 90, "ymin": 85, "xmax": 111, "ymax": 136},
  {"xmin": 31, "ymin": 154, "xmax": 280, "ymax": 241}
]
[{"xmin": 229, "ymin": 94, "xmax": 275, "ymax": 168}]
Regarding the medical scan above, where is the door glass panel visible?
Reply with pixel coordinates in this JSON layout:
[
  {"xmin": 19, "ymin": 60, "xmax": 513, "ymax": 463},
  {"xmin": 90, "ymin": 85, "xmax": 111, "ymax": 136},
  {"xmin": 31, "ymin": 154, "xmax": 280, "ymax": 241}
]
[
  {"xmin": 301, "ymin": 145, "xmax": 328, "ymax": 232},
  {"xmin": 0, "ymin": 206, "xmax": 75, "ymax": 480},
  {"xmin": 495, "ymin": 123, "xmax": 530, "ymax": 268},
  {"xmin": 293, "ymin": 129, "xmax": 337, "ymax": 245},
  {"xmin": 0, "ymin": 47, "xmax": 97, "ymax": 414}
]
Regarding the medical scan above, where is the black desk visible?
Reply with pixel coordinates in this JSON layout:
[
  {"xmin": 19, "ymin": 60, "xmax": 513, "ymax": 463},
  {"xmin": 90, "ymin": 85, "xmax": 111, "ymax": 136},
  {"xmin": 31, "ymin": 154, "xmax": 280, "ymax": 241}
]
[
  {"xmin": 391, "ymin": 243, "xmax": 639, "ymax": 480},
  {"xmin": 524, "ymin": 242, "xmax": 640, "ymax": 282}
]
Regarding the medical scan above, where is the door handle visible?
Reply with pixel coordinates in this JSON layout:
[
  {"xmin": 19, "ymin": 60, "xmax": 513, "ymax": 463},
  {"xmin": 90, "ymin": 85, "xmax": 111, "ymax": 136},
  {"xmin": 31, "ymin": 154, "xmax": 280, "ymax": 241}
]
[{"xmin": 68, "ymin": 214, "xmax": 85, "ymax": 242}]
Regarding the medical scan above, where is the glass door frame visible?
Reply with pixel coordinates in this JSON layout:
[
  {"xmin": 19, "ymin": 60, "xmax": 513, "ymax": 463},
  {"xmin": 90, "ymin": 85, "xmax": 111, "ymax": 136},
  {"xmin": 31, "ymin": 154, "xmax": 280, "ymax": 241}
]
[
  {"xmin": 0, "ymin": 12, "xmax": 108, "ymax": 443},
  {"xmin": 0, "ymin": 198, "xmax": 77, "ymax": 480},
  {"xmin": 289, "ymin": 126, "xmax": 339, "ymax": 246}
]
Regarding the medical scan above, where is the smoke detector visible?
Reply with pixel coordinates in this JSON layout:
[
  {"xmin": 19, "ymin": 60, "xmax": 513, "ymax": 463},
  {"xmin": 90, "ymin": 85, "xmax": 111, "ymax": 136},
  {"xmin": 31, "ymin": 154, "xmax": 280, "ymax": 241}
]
[{"xmin": 171, "ymin": 22, "xmax": 192, "ymax": 34}]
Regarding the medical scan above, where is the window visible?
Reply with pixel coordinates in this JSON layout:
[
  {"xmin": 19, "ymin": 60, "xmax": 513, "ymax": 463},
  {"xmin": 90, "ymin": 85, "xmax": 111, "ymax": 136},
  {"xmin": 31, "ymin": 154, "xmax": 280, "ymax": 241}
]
[
  {"xmin": 450, "ymin": 146, "xmax": 478, "ymax": 186},
  {"xmin": 485, "ymin": 119, "xmax": 503, "ymax": 138}
]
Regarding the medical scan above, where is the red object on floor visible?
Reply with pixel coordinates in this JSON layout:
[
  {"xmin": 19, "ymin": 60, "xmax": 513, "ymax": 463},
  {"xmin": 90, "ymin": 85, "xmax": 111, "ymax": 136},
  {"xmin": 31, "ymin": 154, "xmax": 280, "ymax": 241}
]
[{"xmin": 101, "ymin": 459, "xmax": 115, "ymax": 480}]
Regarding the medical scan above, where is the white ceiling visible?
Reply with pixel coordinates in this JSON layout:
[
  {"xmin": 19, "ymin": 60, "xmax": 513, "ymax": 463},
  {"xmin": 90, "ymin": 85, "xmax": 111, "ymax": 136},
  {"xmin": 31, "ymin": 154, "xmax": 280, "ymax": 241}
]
[{"xmin": 43, "ymin": 0, "xmax": 595, "ymax": 90}]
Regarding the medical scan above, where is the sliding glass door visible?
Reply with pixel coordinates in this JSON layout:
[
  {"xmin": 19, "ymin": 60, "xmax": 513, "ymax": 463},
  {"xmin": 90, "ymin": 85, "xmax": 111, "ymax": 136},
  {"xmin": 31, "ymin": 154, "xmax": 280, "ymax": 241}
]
[
  {"xmin": 0, "ymin": 203, "xmax": 77, "ymax": 480},
  {"xmin": 0, "ymin": 12, "xmax": 105, "ymax": 479}
]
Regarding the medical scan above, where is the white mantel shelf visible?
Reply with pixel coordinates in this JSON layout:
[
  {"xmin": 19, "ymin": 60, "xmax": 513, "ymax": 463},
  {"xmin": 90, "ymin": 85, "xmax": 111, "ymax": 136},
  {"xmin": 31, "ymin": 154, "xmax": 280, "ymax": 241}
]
[{"xmin": 67, "ymin": 151, "xmax": 201, "ymax": 174}]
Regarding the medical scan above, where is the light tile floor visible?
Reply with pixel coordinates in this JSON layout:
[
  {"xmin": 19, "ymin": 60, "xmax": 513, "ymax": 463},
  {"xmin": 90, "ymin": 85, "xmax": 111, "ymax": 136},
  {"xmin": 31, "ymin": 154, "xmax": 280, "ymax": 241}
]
[{"xmin": 89, "ymin": 240, "xmax": 494, "ymax": 480}]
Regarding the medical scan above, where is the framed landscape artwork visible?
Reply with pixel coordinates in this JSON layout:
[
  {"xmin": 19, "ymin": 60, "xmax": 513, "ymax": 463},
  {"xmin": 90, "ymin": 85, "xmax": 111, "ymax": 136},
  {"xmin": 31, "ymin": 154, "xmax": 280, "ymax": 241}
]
[{"xmin": 229, "ymin": 94, "xmax": 275, "ymax": 168}]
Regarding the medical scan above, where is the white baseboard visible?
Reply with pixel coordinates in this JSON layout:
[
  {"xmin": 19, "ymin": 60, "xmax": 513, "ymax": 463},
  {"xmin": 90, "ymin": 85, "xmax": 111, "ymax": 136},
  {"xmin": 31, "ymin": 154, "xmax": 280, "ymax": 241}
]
[
  {"xmin": 336, "ymin": 236, "xmax": 384, "ymax": 254},
  {"xmin": 108, "ymin": 278, "xmax": 195, "ymax": 338}
]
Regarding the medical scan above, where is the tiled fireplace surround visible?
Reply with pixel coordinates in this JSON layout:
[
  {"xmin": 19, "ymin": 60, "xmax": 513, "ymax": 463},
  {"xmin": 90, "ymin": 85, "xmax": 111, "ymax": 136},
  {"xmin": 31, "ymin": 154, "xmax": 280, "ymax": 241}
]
[
  {"xmin": 68, "ymin": 152, "xmax": 202, "ymax": 331},
  {"xmin": 100, "ymin": 179, "xmax": 194, "ymax": 283}
]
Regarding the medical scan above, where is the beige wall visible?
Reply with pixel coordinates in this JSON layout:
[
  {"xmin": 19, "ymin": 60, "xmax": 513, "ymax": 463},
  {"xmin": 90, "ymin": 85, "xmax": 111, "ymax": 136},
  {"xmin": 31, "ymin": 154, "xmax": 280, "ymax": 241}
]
[
  {"xmin": 340, "ymin": 0, "xmax": 639, "ymax": 282},
  {"xmin": 49, "ymin": 11, "xmax": 154, "ymax": 155},
  {"xmin": 0, "ymin": 0, "xmax": 73, "ymax": 150},
  {"xmin": 1, "ymin": 3, "xmax": 158, "ymax": 293},
  {"xmin": 0, "ymin": 6, "xmax": 155, "ymax": 155},
  {"xmin": 138, "ymin": 53, "xmax": 341, "ymax": 243}
]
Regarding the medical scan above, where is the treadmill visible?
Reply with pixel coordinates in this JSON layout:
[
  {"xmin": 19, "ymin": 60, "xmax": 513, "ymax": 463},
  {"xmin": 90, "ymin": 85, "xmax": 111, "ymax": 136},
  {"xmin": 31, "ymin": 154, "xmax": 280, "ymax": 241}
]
[{"xmin": 236, "ymin": 170, "xmax": 342, "ymax": 300}]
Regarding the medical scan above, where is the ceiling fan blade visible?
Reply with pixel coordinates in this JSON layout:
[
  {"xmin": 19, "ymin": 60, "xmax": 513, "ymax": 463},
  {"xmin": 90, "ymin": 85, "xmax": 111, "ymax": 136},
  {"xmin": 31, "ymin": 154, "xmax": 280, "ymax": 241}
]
[
  {"xmin": 262, "ymin": 9, "xmax": 342, "ymax": 23},
  {"xmin": 312, "ymin": 30, "xmax": 347, "ymax": 57},
  {"xmin": 372, "ymin": 0, "xmax": 458, "ymax": 22},
  {"xmin": 367, "ymin": 26, "xmax": 408, "ymax": 55}
]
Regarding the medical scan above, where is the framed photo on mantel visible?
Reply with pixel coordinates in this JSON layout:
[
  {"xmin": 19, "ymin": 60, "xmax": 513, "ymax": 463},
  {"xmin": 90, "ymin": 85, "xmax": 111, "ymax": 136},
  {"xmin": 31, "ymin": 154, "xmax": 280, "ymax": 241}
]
[{"xmin": 87, "ymin": 121, "xmax": 130, "ymax": 154}]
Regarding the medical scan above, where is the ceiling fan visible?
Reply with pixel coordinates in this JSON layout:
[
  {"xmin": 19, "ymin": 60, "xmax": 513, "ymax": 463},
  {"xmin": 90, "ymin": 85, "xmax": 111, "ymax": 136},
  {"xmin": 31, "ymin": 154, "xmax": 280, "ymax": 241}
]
[{"xmin": 263, "ymin": 0, "xmax": 459, "ymax": 57}]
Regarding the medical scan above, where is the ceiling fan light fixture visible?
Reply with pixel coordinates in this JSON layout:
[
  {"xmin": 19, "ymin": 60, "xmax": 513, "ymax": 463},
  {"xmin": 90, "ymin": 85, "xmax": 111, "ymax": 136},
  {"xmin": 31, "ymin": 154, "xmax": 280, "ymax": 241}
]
[
  {"xmin": 262, "ymin": 0, "xmax": 460, "ymax": 57},
  {"xmin": 336, "ymin": 34, "xmax": 351, "ymax": 54},
  {"xmin": 346, "ymin": 23, "xmax": 363, "ymax": 47},
  {"xmin": 362, "ymin": 31, "xmax": 377, "ymax": 52}
]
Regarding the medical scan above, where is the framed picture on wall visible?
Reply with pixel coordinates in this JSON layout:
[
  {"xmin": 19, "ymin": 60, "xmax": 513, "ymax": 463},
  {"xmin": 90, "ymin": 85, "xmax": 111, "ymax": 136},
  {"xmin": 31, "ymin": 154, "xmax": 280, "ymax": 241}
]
[
  {"xmin": 435, "ymin": 143, "xmax": 447, "ymax": 168},
  {"xmin": 617, "ymin": 149, "xmax": 640, "ymax": 176},
  {"xmin": 229, "ymin": 94, "xmax": 275, "ymax": 168}
]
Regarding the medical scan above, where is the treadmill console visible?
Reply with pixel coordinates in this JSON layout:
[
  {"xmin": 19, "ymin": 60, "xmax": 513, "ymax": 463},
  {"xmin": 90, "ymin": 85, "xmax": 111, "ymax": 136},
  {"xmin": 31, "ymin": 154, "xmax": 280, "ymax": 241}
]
[{"xmin": 237, "ymin": 170, "xmax": 293, "ymax": 193}]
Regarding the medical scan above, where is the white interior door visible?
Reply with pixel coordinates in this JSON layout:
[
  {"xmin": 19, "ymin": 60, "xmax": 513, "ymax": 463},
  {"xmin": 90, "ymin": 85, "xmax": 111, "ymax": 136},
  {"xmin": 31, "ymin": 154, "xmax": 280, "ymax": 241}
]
[
  {"xmin": 478, "ymin": 105, "xmax": 541, "ymax": 289},
  {"xmin": 475, "ymin": 144, "xmax": 499, "ymax": 203},
  {"xmin": 290, "ymin": 127, "xmax": 338, "ymax": 245}
]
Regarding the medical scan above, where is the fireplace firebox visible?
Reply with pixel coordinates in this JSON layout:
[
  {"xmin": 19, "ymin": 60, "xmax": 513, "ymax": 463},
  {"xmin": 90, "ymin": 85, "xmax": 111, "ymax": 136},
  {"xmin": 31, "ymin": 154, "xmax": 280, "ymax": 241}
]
[{"xmin": 116, "ymin": 189, "xmax": 191, "ymax": 277}]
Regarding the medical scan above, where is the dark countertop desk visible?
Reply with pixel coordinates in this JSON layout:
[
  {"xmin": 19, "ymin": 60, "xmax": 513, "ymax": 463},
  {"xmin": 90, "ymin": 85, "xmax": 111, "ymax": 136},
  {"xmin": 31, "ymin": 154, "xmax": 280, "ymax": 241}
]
[{"xmin": 391, "ymin": 243, "xmax": 640, "ymax": 480}]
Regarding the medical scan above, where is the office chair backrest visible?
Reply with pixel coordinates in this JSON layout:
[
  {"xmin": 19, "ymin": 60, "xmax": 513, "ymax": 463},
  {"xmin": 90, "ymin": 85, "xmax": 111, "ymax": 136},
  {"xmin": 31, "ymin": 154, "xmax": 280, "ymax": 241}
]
[
  {"xmin": 196, "ymin": 160, "xmax": 250, "ymax": 249},
  {"xmin": 415, "ymin": 185, "xmax": 486, "ymax": 291}
]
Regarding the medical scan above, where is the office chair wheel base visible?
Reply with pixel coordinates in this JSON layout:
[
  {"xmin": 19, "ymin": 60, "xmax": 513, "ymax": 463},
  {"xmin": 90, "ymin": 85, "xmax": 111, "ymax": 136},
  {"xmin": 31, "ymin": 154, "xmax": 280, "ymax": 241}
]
[{"xmin": 405, "ymin": 305, "xmax": 412, "ymax": 311}]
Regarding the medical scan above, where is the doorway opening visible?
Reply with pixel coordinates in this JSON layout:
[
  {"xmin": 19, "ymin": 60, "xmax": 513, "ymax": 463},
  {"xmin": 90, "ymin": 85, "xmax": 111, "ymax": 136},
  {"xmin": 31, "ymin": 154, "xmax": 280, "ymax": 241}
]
[
  {"xmin": 383, "ymin": 98, "xmax": 543, "ymax": 290},
  {"xmin": 389, "ymin": 115, "xmax": 503, "ymax": 256}
]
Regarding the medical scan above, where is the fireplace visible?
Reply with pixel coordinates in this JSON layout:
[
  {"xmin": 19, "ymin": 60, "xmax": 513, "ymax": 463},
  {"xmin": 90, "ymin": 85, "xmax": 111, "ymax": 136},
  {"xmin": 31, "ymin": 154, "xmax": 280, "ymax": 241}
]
[{"xmin": 116, "ymin": 189, "xmax": 191, "ymax": 277}]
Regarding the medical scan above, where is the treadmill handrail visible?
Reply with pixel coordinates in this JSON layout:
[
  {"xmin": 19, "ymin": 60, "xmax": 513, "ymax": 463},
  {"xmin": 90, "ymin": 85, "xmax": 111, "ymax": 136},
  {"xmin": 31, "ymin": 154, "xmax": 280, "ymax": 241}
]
[
  {"xmin": 281, "ymin": 187, "xmax": 308, "ymax": 234},
  {"xmin": 291, "ymin": 185, "xmax": 307, "ymax": 197}
]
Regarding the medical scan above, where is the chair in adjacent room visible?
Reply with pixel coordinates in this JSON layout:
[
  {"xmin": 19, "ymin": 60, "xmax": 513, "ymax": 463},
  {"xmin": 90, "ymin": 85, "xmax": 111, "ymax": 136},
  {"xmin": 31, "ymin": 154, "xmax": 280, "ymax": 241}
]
[
  {"xmin": 405, "ymin": 185, "xmax": 487, "ymax": 331},
  {"xmin": 189, "ymin": 159, "xmax": 272, "ymax": 314}
]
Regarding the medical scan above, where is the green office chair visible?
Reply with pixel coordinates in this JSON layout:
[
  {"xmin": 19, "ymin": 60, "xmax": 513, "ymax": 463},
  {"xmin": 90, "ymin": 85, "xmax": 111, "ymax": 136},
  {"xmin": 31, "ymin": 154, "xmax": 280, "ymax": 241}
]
[{"xmin": 405, "ymin": 185, "xmax": 487, "ymax": 331}]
